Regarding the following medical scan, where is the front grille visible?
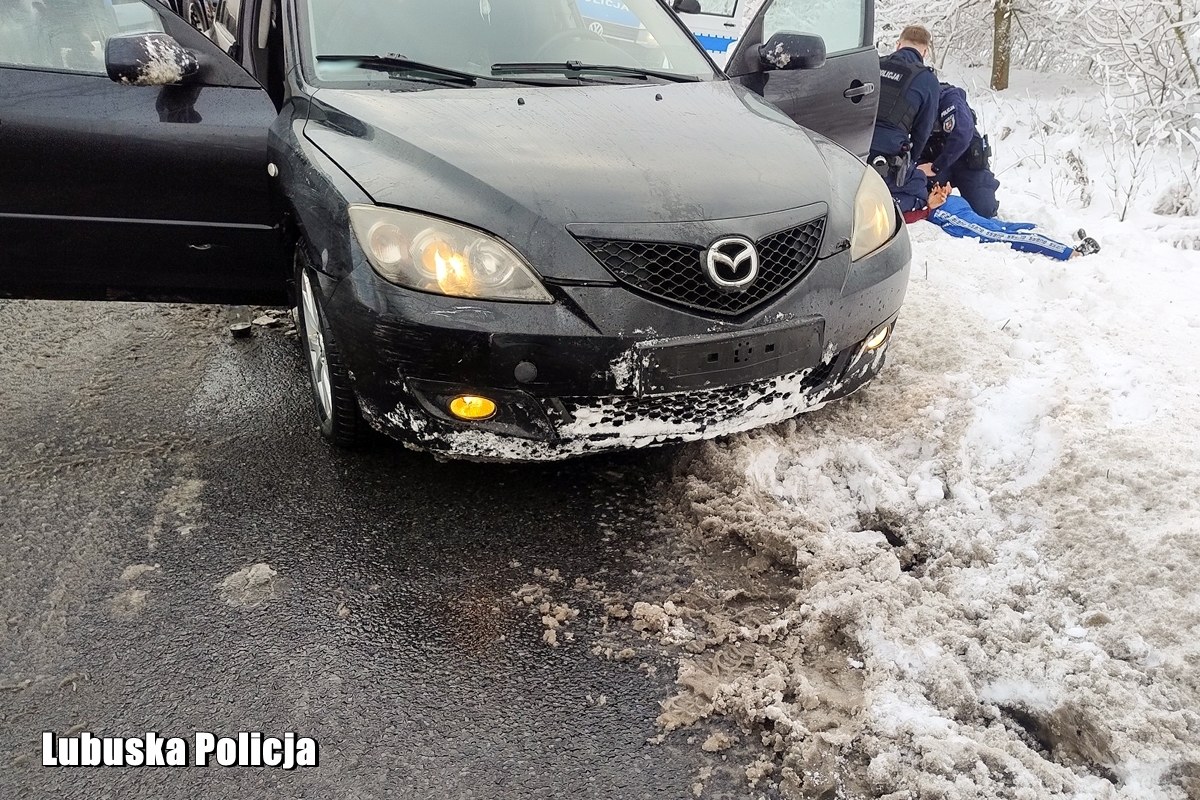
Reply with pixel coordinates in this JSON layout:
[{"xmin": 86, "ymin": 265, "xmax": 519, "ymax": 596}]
[
  {"xmin": 579, "ymin": 217, "xmax": 826, "ymax": 317},
  {"xmin": 557, "ymin": 359, "xmax": 838, "ymax": 442}
]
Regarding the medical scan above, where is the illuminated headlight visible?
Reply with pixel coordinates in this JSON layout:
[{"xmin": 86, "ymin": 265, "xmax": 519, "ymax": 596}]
[
  {"xmin": 349, "ymin": 206, "xmax": 553, "ymax": 303},
  {"xmin": 850, "ymin": 168, "xmax": 898, "ymax": 261}
]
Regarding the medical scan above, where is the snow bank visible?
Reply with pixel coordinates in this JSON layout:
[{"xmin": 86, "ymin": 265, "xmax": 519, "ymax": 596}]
[{"xmin": 614, "ymin": 76, "xmax": 1200, "ymax": 798}]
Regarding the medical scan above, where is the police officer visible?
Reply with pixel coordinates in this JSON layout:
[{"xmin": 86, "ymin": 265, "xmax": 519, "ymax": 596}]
[
  {"xmin": 918, "ymin": 82, "xmax": 1001, "ymax": 218},
  {"xmin": 870, "ymin": 25, "xmax": 940, "ymax": 212}
]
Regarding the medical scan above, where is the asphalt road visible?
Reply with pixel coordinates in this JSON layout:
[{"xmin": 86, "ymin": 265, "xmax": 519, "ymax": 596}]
[{"xmin": 0, "ymin": 300, "xmax": 757, "ymax": 800}]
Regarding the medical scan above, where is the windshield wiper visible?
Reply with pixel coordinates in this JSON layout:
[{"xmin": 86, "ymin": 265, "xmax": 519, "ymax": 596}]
[
  {"xmin": 491, "ymin": 61, "xmax": 700, "ymax": 83},
  {"xmin": 317, "ymin": 54, "xmax": 482, "ymax": 86}
]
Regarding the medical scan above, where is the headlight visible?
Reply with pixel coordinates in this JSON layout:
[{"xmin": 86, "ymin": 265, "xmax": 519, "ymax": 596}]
[
  {"xmin": 850, "ymin": 168, "xmax": 898, "ymax": 261},
  {"xmin": 348, "ymin": 205, "xmax": 553, "ymax": 303}
]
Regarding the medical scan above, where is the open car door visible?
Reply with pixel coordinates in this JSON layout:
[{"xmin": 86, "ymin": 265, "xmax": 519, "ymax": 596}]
[
  {"xmin": 725, "ymin": 0, "xmax": 879, "ymax": 159},
  {"xmin": 0, "ymin": 0, "xmax": 284, "ymax": 304},
  {"xmin": 671, "ymin": 0, "xmax": 746, "ymax": 66}
]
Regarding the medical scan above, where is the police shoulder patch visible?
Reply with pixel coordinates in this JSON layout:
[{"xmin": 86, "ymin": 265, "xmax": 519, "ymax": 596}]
[{"xmin": 944, "ymin": 116, "xmax": 956, "ymax": 133}]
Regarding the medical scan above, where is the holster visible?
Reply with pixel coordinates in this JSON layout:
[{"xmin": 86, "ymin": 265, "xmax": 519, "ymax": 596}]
[
  {"xmin": 965, "ymin": 134, "xmax": 992, "ymax": 171},
  {"xmin": 870, "ymin": 152, "xmax": 911, "ymax": 188},
  {"xmin": 889, "ymin": 152, "xmax": 911, "ymax": 188}
]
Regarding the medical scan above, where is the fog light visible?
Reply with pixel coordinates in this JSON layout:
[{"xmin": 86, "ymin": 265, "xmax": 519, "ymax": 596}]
[
  {"xmin": 863, "ymin": 324, "xmax": 891, "ymax": 351},
  {"xmin": 449, "ymin": 395, "xmax": 498, "ymax": 421}
]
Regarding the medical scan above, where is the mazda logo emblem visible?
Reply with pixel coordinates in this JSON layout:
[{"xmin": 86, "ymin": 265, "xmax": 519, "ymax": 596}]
[{"xmin": 704, "ymin": 237, "xmax": 759, "ymax": 290}]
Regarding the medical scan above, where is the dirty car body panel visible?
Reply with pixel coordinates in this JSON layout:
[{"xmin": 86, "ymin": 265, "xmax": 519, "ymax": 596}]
[
  {"xmin": 0, "ymin": 0, "xmax": 908, "ymax": 462},
  {"xmin": 0, "ymin": 2, "xmax": 283, "ymax": 303}
]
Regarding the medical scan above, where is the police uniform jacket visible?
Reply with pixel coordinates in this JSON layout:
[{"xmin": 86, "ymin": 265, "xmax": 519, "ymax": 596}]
[
  {"xmin": 929, "ymin": 84, "xmax": 976, "ymax": 177},
  {"xmin": 870, "ymin": 47, "xmax": 939, "ymax": 161}
]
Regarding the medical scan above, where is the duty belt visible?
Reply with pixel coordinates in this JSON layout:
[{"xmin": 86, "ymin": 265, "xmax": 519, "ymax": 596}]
[{"xmin": 871, "ymin": 152, "xmax": 912, "ymax": 189}]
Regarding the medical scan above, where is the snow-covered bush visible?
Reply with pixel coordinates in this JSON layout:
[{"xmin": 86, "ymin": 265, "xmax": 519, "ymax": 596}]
[
  {"xmin": 876, "ymin": 0, "xmax": 1200, "ymax": 216},
  {"xmin": 1154, "ymin": 177, "xmax": 1200, "ymax": 216},
  {"xmin": 1075, "ymin": 0, "xmax": 1200, "ymax": 135},
  {"xmin": 877, "ymin": 0, "xmax": 1200, "ymax": 140}
]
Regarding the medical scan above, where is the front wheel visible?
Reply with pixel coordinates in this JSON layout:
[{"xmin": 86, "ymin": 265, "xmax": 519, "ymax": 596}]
[
  {"xmin": 295, "ymin": 250, "xmax": 364, "ymax": 448},
  {"xmin": 184, "ymin": 0, "xmax": 211, "ymax": 31}
]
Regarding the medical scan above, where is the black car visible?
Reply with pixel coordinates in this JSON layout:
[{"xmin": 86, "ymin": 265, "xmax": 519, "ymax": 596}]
[{"xmin": 0, "ymin": 0, "xmax": 909, "ymax": 461}]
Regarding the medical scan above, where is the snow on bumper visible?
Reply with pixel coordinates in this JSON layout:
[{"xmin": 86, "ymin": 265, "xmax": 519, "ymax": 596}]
[{"xmin": 362, "ymin": 339, "xmax": 890, "ymax": 462}]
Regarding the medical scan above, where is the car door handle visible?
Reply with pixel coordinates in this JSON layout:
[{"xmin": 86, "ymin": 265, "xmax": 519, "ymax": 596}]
[{"xmin": 844, "ymin": 82, "xmax": 876, "ymax": 99}]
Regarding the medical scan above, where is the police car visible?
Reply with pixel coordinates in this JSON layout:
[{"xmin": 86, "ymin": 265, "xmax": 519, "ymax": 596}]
[
  {"xmin": 577, "ymin": 0, "xmax": 646, "ymax": 43},
  {"xmin": 576, "ymin": 0, "xmax": 742, "ymax": 65},
  {"xmin": 572, "ymin": 0, "xmax": 738, "ymax": 68},
  {"xmin": 671, "ymin": 0, "xmax": 745, "ymax": 64}
]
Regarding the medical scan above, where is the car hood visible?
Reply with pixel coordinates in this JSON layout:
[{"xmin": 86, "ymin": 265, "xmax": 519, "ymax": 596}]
[{"xmin": 304, "ymin": 80, "xmax": 844, "ymax": 279}]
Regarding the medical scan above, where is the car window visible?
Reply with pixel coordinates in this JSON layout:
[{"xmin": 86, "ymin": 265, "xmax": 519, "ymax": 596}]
[
  {"xmin": 762, "ymin": 0, "xmax": 865, "ymax": 54},
  {"xmin": 0, "ymin": 0, "xmax": 165, "ymax": 74},
  {"xmin": 302, "ymin": 0, "xmax": 715, "ymax": 84}
]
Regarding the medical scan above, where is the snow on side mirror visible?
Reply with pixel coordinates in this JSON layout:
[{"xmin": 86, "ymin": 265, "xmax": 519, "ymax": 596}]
[
  {"xmin": 105, "ymin": 33, "xmax": 200, "ymax": 87},
  {"xmin": 759, "ymin": 32, "xmax": 827, "ymax": 71}
]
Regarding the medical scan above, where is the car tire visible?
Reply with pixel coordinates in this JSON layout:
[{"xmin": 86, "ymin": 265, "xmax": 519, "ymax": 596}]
[
  {"xmin": 295, "ymin": 249, "xmax": 364, "ymax": 448},
  {"xmin": 184, "ymin": 0, "xmax": 210, "ymax": 31}
]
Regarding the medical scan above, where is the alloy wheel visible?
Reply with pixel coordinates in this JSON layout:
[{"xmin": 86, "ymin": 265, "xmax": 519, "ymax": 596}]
[
  {"xmin": 299, "ymin": 270, "xmax": 333, "ymax": 422},
  {"xmin": 187, "ymin": 1, "xmax": 208, "ymax": 30}
]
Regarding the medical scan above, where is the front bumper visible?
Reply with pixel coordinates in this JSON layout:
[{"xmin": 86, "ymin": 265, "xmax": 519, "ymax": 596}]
[
  {"xmin": 390, "ymin": 338, "xmax": 890, "ymax": 461},
  {"xmin": 322, "ymin": 224, "xmax": 910, "ymax": 462}
]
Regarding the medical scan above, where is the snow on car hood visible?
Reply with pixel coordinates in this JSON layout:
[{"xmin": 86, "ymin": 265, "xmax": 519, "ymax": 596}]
[{"xmin": 303, "ymin": 80, "xmax": 841, "ymax": 279}]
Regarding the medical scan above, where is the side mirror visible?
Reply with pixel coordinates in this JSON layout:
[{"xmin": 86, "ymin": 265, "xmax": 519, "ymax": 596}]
[
  {"xmin": 105, "ymin": 33, "xmax": 199, "ymax": 86},
  {"xmin": 759, "ymin": 32, "xmax": 827, "ymax": 71},
  {"xmin": 672, "ymin": 0, "xmax": 702, "ymax": 13}
]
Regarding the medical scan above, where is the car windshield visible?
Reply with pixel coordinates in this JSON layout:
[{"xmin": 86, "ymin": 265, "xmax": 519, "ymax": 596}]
[{"xmin": 302, "ymin": 0, "xmax": 716, "ymax": 85}]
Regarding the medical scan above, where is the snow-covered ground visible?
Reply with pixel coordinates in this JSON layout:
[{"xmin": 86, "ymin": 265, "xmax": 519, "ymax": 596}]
[{"xmin": 528, "ymin": 72, "xmax": 1200, "ymax": 798}]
